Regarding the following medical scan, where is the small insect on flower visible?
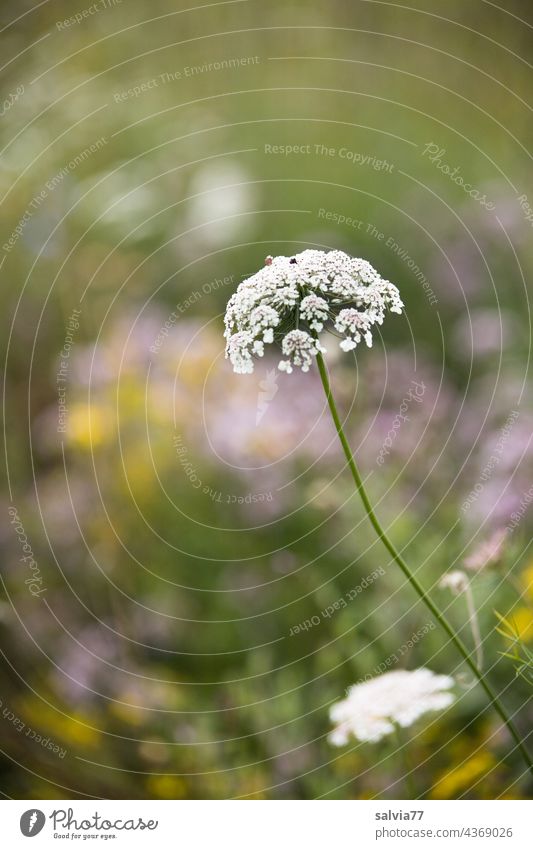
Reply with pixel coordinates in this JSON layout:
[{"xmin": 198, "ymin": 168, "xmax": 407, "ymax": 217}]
[
  {"xmin": 224, "ymin": 250, "xmax": 403, "ymax": 374},
  {"xmin": 329, "ymin": 668, "xmax": 455, "ymax": 745}
]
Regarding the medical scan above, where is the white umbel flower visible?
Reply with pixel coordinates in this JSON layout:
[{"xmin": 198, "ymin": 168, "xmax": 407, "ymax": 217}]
[
  {"xmin": 224, "ymin": 250, "xmax": 403, "ymax": 374},
  {"xmin": 329, "ymin": 668, "xmax": 455, "ymax": 745}
]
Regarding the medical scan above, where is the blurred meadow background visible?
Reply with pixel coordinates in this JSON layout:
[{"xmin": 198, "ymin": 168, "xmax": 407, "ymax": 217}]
[{"xmin": 0, "ymin": 0, "xmax": 532, "ymax": 799}]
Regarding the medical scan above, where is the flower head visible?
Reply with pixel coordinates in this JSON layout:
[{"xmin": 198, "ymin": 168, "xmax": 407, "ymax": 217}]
[
  {"xmin": 329, "ymin": 668, "xmax": 455, "ymax": 745},
  {"xmin": 439, "ymin": 570, "xmax": 469, "ymax": 595},
  {"xmin": 224, "ymin": 250, "xmax": 403, "ymax": 373}
]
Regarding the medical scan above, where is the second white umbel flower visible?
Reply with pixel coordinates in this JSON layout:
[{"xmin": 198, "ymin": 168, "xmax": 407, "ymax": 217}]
[
  {"xmin": 329, "ymin": 668, "xmax": 455, "ymax": 745},
  {"xmin": 224, "ymin": 250, "xmax": 403, "ymax": 373}
]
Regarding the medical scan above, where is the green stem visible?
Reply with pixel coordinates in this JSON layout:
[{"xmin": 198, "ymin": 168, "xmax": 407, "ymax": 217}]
[
  {"xmin": 316, "ymin": 352, "xmax": 533, "ymax": 777},
  {"xmin": 464, "ymin": 579, "xmax": 484, "ymax": 670},
  {"xmin": 394, "ymin": 726, "xmax": 417, "ymax": 799}
]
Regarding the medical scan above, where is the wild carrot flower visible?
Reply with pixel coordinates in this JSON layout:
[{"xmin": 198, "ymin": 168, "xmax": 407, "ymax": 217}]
[
  {"xmin": 329, "ymin": 669, "xmax": 455, "ymax": 745},
  {"xmin": 224, "ymin": 254, "xmax": 533, "ymax": 776},
  {"xmin": 224, "ymin": 250, "xmax": 403, "ymax": 373}
]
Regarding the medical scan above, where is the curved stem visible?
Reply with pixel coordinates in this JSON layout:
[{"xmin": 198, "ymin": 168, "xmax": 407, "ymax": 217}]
[
  {"xmin": 464, "ymin": 580, "xmax": 484, "ymax": 670},
  {"xmin": 316, "ymin": 352, "xmax": 533, "ymax": 777}
]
